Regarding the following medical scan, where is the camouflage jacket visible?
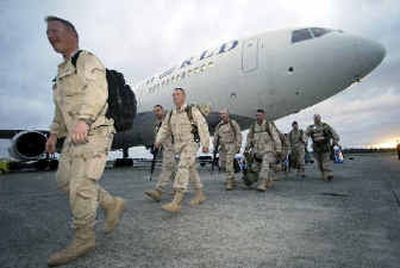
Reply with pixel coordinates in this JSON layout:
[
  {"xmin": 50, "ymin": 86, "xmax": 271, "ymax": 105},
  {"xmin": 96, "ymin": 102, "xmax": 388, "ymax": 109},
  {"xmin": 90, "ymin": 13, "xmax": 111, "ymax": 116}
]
[
  {"xmin": 213, "ymin": 119, "xmax": 242, "ymax": 150},
  {"xmin": 156, "ymin": 104, "xmax": 210, "ymax": 149},
  {"xmin": 50, "ymin": 50, "xmax": 113, "ymax": 137},
  {"xmin": 306, "ymin": 122, "xmax": 339, "ymax": 152},
  {"xmin": 246, "ymin": 120, "xmax": 282, "ymax": 156}
]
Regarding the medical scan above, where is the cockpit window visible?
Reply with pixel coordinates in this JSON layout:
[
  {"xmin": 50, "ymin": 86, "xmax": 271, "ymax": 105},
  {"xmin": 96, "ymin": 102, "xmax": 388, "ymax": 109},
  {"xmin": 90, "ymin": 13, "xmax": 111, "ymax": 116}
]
[
  {"xmin": 291, "ymin": 29, "xmax": 313, "ymax": 43},
  {"xmin": 310, "ymin": 27, "xmax": 332, "ymax": 37}
]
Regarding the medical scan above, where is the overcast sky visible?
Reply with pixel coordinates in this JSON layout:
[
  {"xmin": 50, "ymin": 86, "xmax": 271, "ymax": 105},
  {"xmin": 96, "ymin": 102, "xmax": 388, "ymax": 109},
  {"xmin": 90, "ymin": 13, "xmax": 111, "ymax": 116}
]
[{"xmin": 0, "ymin": 0, "xmax": 399, "ymax": 150}]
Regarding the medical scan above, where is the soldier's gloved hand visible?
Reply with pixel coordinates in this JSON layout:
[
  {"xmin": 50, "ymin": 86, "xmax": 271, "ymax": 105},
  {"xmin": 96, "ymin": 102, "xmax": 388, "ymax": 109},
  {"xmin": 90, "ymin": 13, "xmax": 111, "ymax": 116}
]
[
  {"xmin": 72, "ymin": 120, "xmax": 89, "ymax": 144},
  {"xmin": 202, "ymin": 147, "xmax": 209, "ymax": 153},
  {"xmin": 154, "ymin": 142, "xmax": 161, "ymax": 149}
]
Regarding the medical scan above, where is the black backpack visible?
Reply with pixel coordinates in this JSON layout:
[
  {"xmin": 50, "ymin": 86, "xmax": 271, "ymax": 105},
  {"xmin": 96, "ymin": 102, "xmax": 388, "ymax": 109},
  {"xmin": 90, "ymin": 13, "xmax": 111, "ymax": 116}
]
[{"xmin": 72, "ymin": 50, "xmax": 137, "ymax": 132}]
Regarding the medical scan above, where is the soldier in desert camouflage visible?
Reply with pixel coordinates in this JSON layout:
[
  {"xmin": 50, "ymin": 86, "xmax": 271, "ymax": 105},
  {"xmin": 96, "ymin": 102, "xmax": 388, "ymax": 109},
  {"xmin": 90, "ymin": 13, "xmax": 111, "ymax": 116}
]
[
  {"xmin": 145, "ymin": 104, "xmax": 176, "ymax": 201},
  {"xmin": 245, "ymin": 109, "xmax": 282, "ymax": 191},
  {"xmin": 306, "ymin": 114, "xmax": 340, "ymax": 181},
  {"xmin": 289, "ymin": 121, "xmax": 307, "ymax": 177},
  {"xmin": 213, "ymin": 109, "xmax": 242, "ymax": 190},
  {"xmin": 45, "ymin": 16, "xmax": 125, "ymax": 266},
  {"xmin": 155, "ymin": 88, "xmax": 210, "ymax": 213}
]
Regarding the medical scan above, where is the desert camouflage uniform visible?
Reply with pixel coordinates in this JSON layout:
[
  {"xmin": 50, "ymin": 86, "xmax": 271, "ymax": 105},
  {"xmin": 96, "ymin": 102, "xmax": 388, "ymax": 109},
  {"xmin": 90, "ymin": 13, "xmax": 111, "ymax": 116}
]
[
  {"xmin": 153, "ymin": 118, "xmax": 175, "ymax": 191},
  {"xmin": 289, "ymin": 128, "xmax": 307, "ymax": 176},
  {"xmin": 156, "ymin": 104, "xmax": 210, "ymax": 192},
  {"xmin": 51, "ymin": 50, "xmax": 118, "ymax": 228},
  {"xmin": 306, "ymin": 122, "xmax": 339, "ymax": 180},
  {"xmin": 213, "ymin": 119, "xmax": 242, "ymax": 187},
  {"xmin": 246, "ymin": 120, "xmax": 282, "ymax": 190}
]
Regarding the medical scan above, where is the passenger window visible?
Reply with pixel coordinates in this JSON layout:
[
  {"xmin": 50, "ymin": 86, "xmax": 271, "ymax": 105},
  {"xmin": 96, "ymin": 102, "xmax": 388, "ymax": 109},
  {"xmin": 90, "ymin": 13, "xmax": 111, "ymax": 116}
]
[
  {"xmin": 291, "ymin": 29, "xmax": 312, "ymax": 43},
  {"xmin": 310, "ymin": 27, "xmax": 331, "ymax": 37}
]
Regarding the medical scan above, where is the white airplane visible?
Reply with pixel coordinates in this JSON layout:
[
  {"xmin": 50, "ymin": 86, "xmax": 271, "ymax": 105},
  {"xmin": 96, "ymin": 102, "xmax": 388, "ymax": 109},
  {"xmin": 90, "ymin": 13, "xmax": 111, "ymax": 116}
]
[{"xmin": 0, "ymin": 27, "xmax": 386, "ymax": 161}]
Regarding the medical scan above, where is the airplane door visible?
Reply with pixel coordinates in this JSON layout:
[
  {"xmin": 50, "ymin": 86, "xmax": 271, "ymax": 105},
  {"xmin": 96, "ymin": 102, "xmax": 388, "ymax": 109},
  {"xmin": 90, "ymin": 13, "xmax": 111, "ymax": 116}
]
[{"xmin": 242, "ymin": 38, "xmax": 259, "ymax": 72}]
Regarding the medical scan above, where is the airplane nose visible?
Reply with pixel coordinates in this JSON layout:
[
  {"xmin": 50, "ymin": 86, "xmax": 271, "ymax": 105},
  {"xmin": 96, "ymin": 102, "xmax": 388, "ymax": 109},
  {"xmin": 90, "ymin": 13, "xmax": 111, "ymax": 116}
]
[{"xmin": 355, "ymin": 38, "xmax": 386, "ymax": 79}]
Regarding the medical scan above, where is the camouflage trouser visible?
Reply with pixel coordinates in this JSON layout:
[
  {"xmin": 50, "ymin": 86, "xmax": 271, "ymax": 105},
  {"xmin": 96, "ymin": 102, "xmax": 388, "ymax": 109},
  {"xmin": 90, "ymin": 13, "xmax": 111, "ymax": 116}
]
[
  {"xmin": 173, "ymin": 142, "xmax": 203, "ymax": 192},
  {"xmin": 219, "ymin": 151, "xmax": 226, "ymax": 170},
  {"xmin": 155, "ymin": 146, "xmax": 175, "ymax": 191},
  {"xmin": 220, "ymin": 143, "xmax": 236, "ymax": 181},
  {"xmin": 253, "ymin": 152, "xmax": 277, "ymax": 183},
  {"xmin": 291, "ymin": 146, "xmax": 305, "ymax": 174},
  {"xmin": 314, "ymin": 151, "xmax": 332, "ymax": 178},
  {"xmin": 56, "ymin": 127, "xmax": 114, "ymax": 227}
]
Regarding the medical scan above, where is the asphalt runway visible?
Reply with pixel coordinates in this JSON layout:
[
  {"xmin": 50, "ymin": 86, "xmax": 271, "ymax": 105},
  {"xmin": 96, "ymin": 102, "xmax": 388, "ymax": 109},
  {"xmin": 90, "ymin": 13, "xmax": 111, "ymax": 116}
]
[{"xmin": 1, "ymin": 153, "xmax": 399, "ymax": 268}]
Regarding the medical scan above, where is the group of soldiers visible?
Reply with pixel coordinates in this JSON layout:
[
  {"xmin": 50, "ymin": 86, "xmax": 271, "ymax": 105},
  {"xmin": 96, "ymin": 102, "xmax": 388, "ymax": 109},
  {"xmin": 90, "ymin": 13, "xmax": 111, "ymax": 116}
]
[
  {"xmin": 287, "ymin": 115, "xmax": 340, "ymax": 181},
  {"xmin": 43, "ymin": 16, "xmax": 340, "ymax": 266},
  {"xmin": 146, "ymin": 104, "xmax": 340, "ymax": 201}
]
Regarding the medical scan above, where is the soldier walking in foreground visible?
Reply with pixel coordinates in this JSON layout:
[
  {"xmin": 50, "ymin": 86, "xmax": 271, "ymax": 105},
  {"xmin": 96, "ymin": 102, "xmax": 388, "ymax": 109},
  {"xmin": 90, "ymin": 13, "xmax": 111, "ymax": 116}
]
[
  {"xmin": 245, "ymin": 109, "xmax": 282, "ymax": 191},
  {"xmin": 213, "ymin": 109, "xmax": 242, "ymax": 190},
  {"xmin": 306, "ymin": 114, "xmax": 340, "ymax": 181},
  {"xmin": 145, "ymin": 105, "xmax": 175, "ymax": 201},
  {"xmin": 288, "ymin": 121, "xmax": 307, "ymax": 177},
  {"xmin": 155, "ymin": 88, "xmax": 210, "ymax": 213},
  {"xmin": 45, "ymin": 16, "xmax": 125, "ymax": 266}
]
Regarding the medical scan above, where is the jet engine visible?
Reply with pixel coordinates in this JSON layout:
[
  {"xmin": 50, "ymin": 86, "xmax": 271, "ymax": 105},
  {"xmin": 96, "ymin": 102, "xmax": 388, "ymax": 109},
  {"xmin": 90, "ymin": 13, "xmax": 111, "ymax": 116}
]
[{"xmin": 8, "ymin": 131, "xmax": 47, "ymax": 161}]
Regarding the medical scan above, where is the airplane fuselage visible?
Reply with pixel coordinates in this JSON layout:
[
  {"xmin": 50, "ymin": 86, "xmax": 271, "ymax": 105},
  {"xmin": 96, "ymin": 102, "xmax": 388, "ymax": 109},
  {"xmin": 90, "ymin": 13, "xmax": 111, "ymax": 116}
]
[{"xmin": 114, "ymin": 27, "xmax": 385, "ymax": 148}]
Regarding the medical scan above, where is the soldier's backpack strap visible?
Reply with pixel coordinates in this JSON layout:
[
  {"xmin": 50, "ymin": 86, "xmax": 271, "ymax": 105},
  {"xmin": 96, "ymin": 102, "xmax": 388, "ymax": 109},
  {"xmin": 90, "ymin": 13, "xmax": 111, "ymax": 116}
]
[
  {"xmin": 321, "ymin": 122, "xmax": 332, "ymax": 140},
  {"xmin": 168, "ymin": 110, "xmax": 173, "ymax": 125},
  {"xmin": 215, "ymin": 121, "xmax": 223, "ymax": 133},
  {"xmin": 186, "ymin": 105, "xmax": 200, "ymax": 143},
  {"xmin": 71, "ymin": 50, "xmax": 83, "ymax": 70},
  {"xmin": 185, "ymin": 104, "xmax": 197, "ymax": 125},
  {"xmin": 167, "ymin": 110, "xmax": 175, "ymax": 144},
  {"xmin": 229, "ymin": 120, "xmax": 237, "ymax": 138},
  {"xmin": 251, "ymin": 122, "xmax": 256, "ymax": 134},
  {"xmin": 265, "ymin": 120, "xmax": 274, "ymax": 140},
  {"xmin": 299, "ymin": 129, "xmax": 304, "ymax": 143},
  {"xmin": 154, "ymin": 121, "xmax": 162, "ymax": 134}
]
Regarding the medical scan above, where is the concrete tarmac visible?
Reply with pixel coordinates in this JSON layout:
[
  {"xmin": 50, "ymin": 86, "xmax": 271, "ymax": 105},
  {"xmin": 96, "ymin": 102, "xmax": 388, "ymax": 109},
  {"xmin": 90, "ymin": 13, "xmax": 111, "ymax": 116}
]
[{"xmin": 0, "ymin": 153, "xmax": 399, "ymax": 268}]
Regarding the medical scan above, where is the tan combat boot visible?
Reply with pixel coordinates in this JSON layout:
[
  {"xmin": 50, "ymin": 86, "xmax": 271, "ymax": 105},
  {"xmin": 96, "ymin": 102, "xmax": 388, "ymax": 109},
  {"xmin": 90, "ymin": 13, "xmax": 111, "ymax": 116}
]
[
  {"xmin": 48, "ymin": 226, "xmax": 95, "ymax": 267},
  {"xmin": 145, "ymin": 188, "xmax": 163, "ymax": 202},
  {"xmin": 225, "ymin": 178, "xmax": 234, "ymax": 191},
  {"xmin": 103, "ymin": 197, "xmax": 126, "ymax": 234},
  {"xmin": 190, "ymin": 188, "xmax": 206, "ymax": 206},
  {"xmin": 265, "ymin": 178, "xmax": 273, "ymax": 189},
  {"xmin": 162, "ymin": 190, "xmax": 185, "ymax": 213},
  {"xmin": 256, "ymin": 179, "xmax": 267, "ymax": 192}
]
